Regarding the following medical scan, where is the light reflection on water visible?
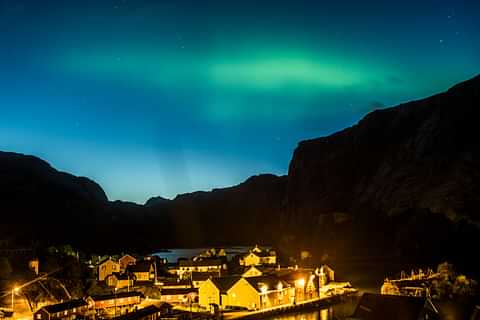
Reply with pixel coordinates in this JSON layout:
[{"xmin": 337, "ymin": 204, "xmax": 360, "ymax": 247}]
[{"xmin": 264, "ymin": 298, "xmax": 358, "ymax": 320}]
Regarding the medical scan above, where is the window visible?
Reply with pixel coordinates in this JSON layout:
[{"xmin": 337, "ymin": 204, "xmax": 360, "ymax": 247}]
[{"xmin": 36, "ymin": 314, "xmax": 42, "ymax": 319}]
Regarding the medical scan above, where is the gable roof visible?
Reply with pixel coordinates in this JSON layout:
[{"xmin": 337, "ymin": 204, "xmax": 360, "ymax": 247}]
[
  {"xmin": 97, "ymin": 257, "xmax": 118, "ymax": 266},
  {"xmin": 192, "ymin": 271, "xmax": 218, "ymax": 281},
  {"xmin": 106, "ymin": 272, "xmax": 132, "ymax": 281},
  {"xmin": 119, "ymin": 254, "xmax": 136, "ymax": 262},
  {"xmin": 179, "ymin": 258, "xmax": 223, "ymax": 267},
  {"xmin": 127, "ymin": 260, "xmax": 153, "ymax": 272},
  {"xmin": 244, "ymin": 251, "xmax": 273, "ymax": 258},
  {"xmin": 90, "ymin": 291, "xmax": 143, "ymax": 302},
  {"xmin": 161, "ymin": 288, "xmax": 198, "ymax": 296},
  {"xmin": 244, "ymin": 275, "xmax": 289, "ymax": 293},
  {"xmin": 242, "ymin": 266, "xmax": 263, "ymax": 275},
  {"xmin": 353, "ymin": 293, "xmax": 426, "ymax": 320},
  {"xmin": 210, "ymin": 276, "xmax": 242, "ymax": 294},
  {"xmin": 41, "ymin": 299, "xmax": 87, "ymax": 314},
  {"xmin": 112, "ymin": 305, "xmax": 160, "ymax": 320}
]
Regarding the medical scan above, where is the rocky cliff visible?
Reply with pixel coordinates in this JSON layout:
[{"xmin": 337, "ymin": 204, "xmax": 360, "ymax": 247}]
[
  {"xmin": 283, "ymin": 75, "xmax": 480, "ymax": 263},
  {"xmin": 1, "ymin": 75, "xmax": 479, "ymax": 266}
]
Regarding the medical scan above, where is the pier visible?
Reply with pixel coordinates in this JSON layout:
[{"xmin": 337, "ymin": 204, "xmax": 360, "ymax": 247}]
[{"xmin": 223, "ymin": 291, "xmax": 358, "ymax": 319}]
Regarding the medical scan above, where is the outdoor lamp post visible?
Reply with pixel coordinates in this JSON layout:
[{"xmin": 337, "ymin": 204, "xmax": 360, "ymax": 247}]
[
  {"xmin": 114, "ymin": 287, "xmax": 118, "ymax": 317},
  {"xmin": 11, "ymin": 287, "xmax": 19, "ymax": 311}
]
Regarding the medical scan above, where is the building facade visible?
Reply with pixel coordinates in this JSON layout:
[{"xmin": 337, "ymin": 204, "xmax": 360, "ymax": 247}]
[{"xmin": 98, "ymin": 257, "xmax": 121, "ymax": 281}]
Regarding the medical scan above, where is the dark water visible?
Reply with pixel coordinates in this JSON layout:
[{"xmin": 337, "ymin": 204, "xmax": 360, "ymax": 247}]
[
  {"xmin": 154, "ymin": 246, "xmax": 250, "ymax": 264},
  {"xmin": 264, "ymin": 296, "xmax": 359, "ymax": 320}
]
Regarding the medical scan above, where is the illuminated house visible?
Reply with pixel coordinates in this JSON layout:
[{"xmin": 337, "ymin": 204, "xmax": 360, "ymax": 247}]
[
  {"xmin": 160, "ymin": 288, "xmax": 198, "ymax": 304},
  {"xmin": 29, "ymin": 258, "xmax": 40, "ymax": 275},
  {"xmin": 227, "ymin": 276, "xmax": 292, "ymax": 310},
  {"xmin": 118, "ymin": 254, "xmax": 136, "ymax": 272},
  {"xmin": 239, "ymin": 246, "xmax": 277, "ymax": 266},
  {"xmin": 158, "ymin": 278, "xmax": 192, "ymax": 289},
  {"xmin": 33, "ymin": 299, "xmax": 89, "ymax": 320},
  {"xmin": 199, "ymin": 275, "xmax": 292, "ymax": 311},
  {"xmin": 111, "ymin": 305, "xmax": 163, "ymax": 320},
  {"xmin": 87, "ymin": 291, "xmax": 143, "ymax": 315},
  {"xmin": 105, "ymin": 272, "xmax": 135, "ymax": 289},
  {"xmin": 198, "ymin": 276, "xmax": 241, "ymax": 310},
  {"xmin": 191, "ymin": 272, "xmax": 219, "ymax": 288},
  {"xmin": 97, "ymin": 257, "xmax": 121, "ymax": 281},
  {"xmin": 177, "ymin": 259, "xmax": 225, "ymax": 279},
  {"xmin": 279, "ymin": 270, "xmax": 319, "ymax": 301},
  {"xmin": 242, "ymin": 266, "xmax": 264, "ymax": 278},
  {"xmin": 127, "ymin": 260, "xmax": 156, "ymax": 283}
]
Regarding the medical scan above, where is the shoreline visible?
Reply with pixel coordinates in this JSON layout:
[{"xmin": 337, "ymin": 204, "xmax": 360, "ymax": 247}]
[{"xmin": 223, "ymin": 292, "xmax": 359, "ymax": 320}]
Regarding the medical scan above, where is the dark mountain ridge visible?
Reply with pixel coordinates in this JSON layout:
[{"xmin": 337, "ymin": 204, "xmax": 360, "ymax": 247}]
[{"xmin": 1, "ymin": 75, "xmax": 479, "ymax": 269}]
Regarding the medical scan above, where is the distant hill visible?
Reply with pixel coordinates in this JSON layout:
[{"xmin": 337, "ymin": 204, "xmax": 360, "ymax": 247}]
[{"xmin": 1, "ymin": 75, "xmax": 479, "ymax": 270}]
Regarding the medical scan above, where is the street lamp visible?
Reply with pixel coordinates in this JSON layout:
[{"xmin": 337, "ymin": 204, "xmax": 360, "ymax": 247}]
[
  {"xmin": 114, "ymin": 288, "xmax": 118, "ymax": 318},
  {"xmin": 11, "ymin": 287, "xmax": 19, "ymax": 311}
]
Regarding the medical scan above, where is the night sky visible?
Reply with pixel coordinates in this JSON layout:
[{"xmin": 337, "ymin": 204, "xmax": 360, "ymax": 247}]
[{"xmin": 1, "ymin": 0, "xmax": 479, "ymax": 203}]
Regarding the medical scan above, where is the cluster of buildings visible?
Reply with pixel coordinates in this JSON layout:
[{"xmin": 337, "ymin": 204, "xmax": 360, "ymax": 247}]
[
  {"xmin": 33, "ymin": 292, "xmax": 174, "ymax": 320},
  {"xmin": 97, "ymin": 255, "xmax": 161, "ymax": 289},
  {"xmin": 380, "ymin": 268, "xmax": 441, "ymax": 297},
  {"xmin": 28, "ymin": 245, "xmax": 346, "ymax": 320}
]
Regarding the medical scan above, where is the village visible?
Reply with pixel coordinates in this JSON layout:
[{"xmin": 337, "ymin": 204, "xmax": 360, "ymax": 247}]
[{"xmin": 0, "ymin": 245, "xmax": 357, "ymax": 320}]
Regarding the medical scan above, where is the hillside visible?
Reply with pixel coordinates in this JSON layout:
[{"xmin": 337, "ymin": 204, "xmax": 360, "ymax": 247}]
[{"xmin": 1, "ymin": 75, "xmax": 479, "ymax": 269}]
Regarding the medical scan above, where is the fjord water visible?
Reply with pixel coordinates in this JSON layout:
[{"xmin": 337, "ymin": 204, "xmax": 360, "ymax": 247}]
[{"xmin": 264, "ymin": 297, "xmax": 359, "ymax": 320}]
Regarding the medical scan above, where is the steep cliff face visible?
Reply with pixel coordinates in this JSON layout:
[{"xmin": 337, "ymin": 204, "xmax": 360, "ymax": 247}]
[
  {"xmin": 287, "ymin": 75, "xmax": 480, "ymax": 221},
  {"xmin": 283, "ymin": 75, "xmax": 480, "ymax": 262}
]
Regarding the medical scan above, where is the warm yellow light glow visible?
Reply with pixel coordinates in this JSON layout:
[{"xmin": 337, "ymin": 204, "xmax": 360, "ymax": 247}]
[
  {"xmin": 13, "ymin": 287, "xmax": 19, "ymax": 293},
  {"xmin": 298, "ymin": 278, "xmax": 305, "ymax": 287},
  {"xmin": 277, "ymin": 282, "xmax": 283, "ymax": 291},
  {"xmin": 260, "ymin": 285, "xmax": 268, "ymax": 294}
]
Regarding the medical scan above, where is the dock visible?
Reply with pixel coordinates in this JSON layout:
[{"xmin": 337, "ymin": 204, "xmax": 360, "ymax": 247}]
[{"xmin": 223, "ymin": 291, "xmax": 358, "ymax": 319}]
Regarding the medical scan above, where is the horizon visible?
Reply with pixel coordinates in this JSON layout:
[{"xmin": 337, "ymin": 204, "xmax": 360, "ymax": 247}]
[
  {"xmin": 1, "ymin": 0, "xmax": 479, "ymax": 203},
  {"xmin": 2, "ymin": 73, "xmax": 478, "ymax": 205}
]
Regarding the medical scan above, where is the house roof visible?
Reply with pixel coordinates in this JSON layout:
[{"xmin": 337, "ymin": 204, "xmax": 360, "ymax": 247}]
[
  {"xmin": 41, "ymin": 299, "xmax": 87, "ymax": 314},
  {"xmin": 210, "ymin": 276, "xmax": 242, "ymax": 294},
  {"xmin": 243, "ymin": 251, "xmax": 272, "ymax": 258},
  {"xmin": 244, "ymin": 275, "xmax": 290, "ymax": 293},
  {"xmin": 159, "ymin": 278, "xmax": 191, "ymax": 286},
  {"xmin": 112, "ymin": 305, "xmax": 160, "ymax": 320},
  {"xmin": 90, "ymin": 291, "xmax": 143, "ymax": 302},
  {"xmin": 192, "ymin": 272, "xmax": 219, "ymax": 281},
  {"xmin": 97, "ymin": 257, "xmax": 118, "ymax": 266},
  {"xmin": 119, "ymin": 254, "xmax": 136, "ymax": 262},
  {"xmin": 127, "ymin": 260, "xmax": 153, "ymax": 272},
  {"xmin": 161, "ymin": 288, "xmax": 198, "ymax": 296},
  {"xmin": 179, "ymin": 258, "xmax": 223, "ymax": 267},
  {"xmin": 353, "ymin": 293, "xmax": 426, "ymax": 320},
  {"xmin": 106, "ymin": 272, "xmax": 132, "ymax": 280}
]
